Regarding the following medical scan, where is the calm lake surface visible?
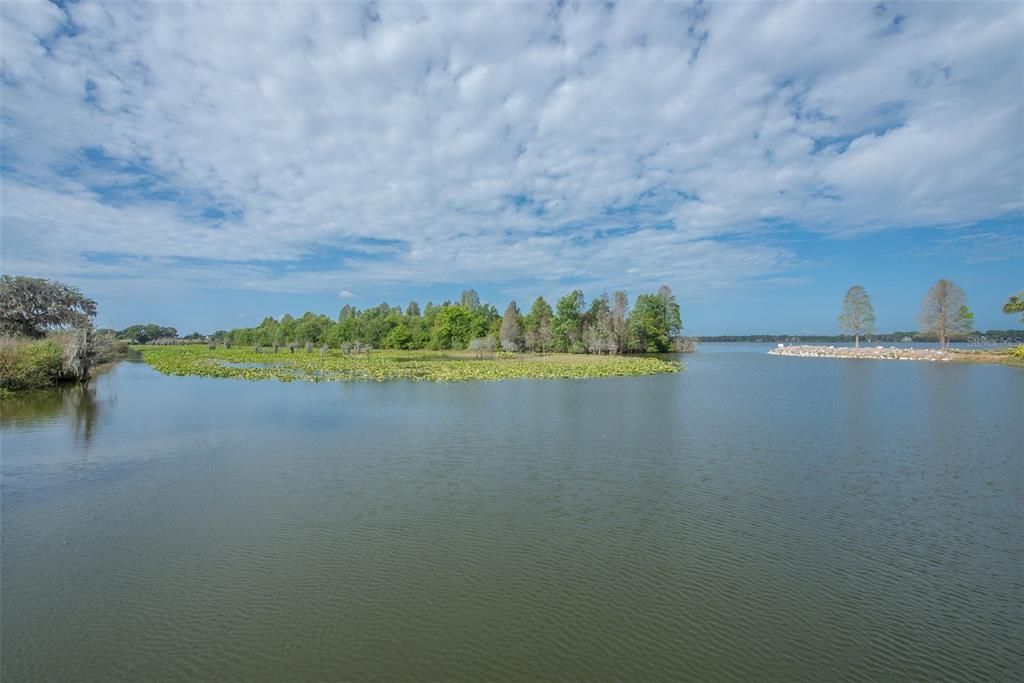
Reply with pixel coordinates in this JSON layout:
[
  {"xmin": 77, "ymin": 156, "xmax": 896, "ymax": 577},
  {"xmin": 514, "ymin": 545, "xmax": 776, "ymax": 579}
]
[{"xmin": 2, "ymin": 344, "xmax": 1021, "ymax": 681}]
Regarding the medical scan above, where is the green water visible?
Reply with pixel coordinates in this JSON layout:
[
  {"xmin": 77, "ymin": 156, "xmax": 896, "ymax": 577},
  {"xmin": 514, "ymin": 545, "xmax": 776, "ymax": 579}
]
[{"xmin": 1, "ymin": 346, "xmax": 1021, "ymax": 681}]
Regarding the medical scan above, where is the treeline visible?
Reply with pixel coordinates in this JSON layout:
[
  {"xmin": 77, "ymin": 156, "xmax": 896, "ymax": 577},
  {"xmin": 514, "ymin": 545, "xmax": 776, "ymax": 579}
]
[{"xmin": 222, "ymin": 286, "xmax": 691, "ymax": 354}]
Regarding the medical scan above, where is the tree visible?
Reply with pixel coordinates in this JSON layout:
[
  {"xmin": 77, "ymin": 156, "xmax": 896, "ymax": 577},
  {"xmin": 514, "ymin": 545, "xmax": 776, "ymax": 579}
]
[
  {"xmin": 499, "ymin": 301, "xmax": 524, "ymax": 351},
  {"xmin": 0, "ymin": 275, "xmax": 97, "ymax": 338},
  {"xmin": 468, "ymin": 336, "xmax": 496, "ymax": 359},
  {"xmin": 524, "ymin": 296, "xmax": 553, "ymax": 353},
  {"xmin": 629, "ymin": 294, "xmax": 669, "ymax": 352},
  {"xmin": 958, "ymin": 305, "xmax": 974, "ymax": 332},
  {"xmin": 431, "ymin": 306, "xmax": 474, "ymax": 349},
  {"xmin": 920, "ymin": 279, "xmax": 972, "ymax": 349},
  {"xmin": 610, "ymin": 290, "xmax": 629, "ymax": 354},
  {"xmin": 584, "ymin": 293, "xmax": 611, "ymax": 354},
  {"xmin": 656, "ymin": 285, "xmax": 682, "ymax": 337},
  {"xmin": 460, "ymin": 289, "xmax": 481, "ymax": 311},
  {"xmin": 838, "ymin": 285, "xmax": 876, "ymax": 348},
  {"xmin": 552, "ymin": 289, "xmax": 584, "ymax": 352},
  {"xmin": 405, "ymin": 301, "xmax": 421, "ymax": 317},
  {"xmin": 117, "ymin": 324, "xmax": 178, "ymax": 344},
  {"xmin": 1003, "ymin": 291, "xmax": 1024, "ymax": 323}
]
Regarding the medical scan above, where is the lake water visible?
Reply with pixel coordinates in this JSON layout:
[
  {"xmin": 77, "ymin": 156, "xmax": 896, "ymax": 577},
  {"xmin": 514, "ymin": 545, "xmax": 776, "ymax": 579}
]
[{"xmin": 2, "ymin": 345, "xmax": 1021, "ymax": 681}]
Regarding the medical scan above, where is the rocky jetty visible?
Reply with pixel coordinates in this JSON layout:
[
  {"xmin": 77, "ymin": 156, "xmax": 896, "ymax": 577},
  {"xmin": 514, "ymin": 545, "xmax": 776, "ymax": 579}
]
[{"xmin": 768, "ymin": 345, "xmax": 950, "ymax": 362}]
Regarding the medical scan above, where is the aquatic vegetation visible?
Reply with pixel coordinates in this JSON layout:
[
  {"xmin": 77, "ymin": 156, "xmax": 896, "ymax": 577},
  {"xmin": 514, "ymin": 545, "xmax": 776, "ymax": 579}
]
[{"xmin": 137, "ymin": 346, "xmax": 681, "ymax": 383}]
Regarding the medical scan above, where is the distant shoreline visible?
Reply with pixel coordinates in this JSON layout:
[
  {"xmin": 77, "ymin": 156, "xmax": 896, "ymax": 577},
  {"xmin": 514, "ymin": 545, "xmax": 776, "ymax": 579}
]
[{"xmin": 698, "ymin": 333, "xmax": 1023, "ymax": 344}]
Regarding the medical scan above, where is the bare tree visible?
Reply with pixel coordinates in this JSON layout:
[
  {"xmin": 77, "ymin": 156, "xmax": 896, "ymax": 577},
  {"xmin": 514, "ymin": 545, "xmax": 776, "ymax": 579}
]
[
  {"xmin": 469, "ymin": 336, "xmax": 496, "ymax": 359},
  {"xmin": 920, "ymin": 279, "xmax": 972, "ymax": 349},
  {"xmin": 838, "ymin": 285, "xmax": 876, "ymax": 348},
  {"xmin": 500, "ymin": 301, "xmax": 523, "ymax": 351},
  {"xmin": 610, "ymin": 290, "xmax": 629, "ymax": 354}
]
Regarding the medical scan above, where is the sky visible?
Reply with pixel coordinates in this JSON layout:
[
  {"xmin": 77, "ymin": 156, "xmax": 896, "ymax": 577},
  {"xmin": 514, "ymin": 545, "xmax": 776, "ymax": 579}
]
[{"xmin": 1, "ymin": 0, "xmax": 1021, "ymax": 335}]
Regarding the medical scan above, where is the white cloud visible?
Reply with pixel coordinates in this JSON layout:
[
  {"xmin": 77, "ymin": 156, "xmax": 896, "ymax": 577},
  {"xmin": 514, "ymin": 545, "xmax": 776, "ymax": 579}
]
[
  {"xmin": 338, "ymin": 290, "xmax": 356, "ymax": 299},
  {"xmin": 0, "ymin": 0, "xmax": 1020, "ymax": 300}
]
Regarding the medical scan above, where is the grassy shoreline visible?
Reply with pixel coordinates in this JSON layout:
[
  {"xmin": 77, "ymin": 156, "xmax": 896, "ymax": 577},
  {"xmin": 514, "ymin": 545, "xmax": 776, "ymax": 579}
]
[
  {"xmin": 137, "ymin": 345, "xmax": 681, "ymax": 383},
  {"xmin": 947, "ymin": 348, "xmax": 1024, "ymax": 369},
  {"xmin": 0, "ymin": 333, "xmax": 131, "ymax": 397}
]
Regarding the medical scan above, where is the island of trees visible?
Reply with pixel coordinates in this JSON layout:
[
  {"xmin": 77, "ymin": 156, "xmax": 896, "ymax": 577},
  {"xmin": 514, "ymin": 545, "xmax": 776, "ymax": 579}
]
[{"xmin": 211, "ymin": 286, "xmax": 693, "ymax": 355}]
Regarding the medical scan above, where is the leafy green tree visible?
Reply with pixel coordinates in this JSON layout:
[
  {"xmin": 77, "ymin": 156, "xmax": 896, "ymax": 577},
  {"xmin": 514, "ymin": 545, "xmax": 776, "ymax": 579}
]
[
  {"xmin": 431, "ymin": 306, "xmax": 474, "ymax": 349},
  {"xmin": 469, "ymin": 303, "xmax": 500, "ymax": 340},
  {"xmin": 382, "ymin": 322, "xmax": 415, "ymax": 349},
  {"xmin": 294, "ymin": 312, "xmax": 331, "ymax": 344},
  {"xmin": 838, "ymin": 285, "xmax": 876, "ymax": 348},
  {"xmin": 500, "ymin": 301, "xmax": 524, "ymax": 351},
  {"xmin": 278, "ymin": 314, "xmax": 297, "ymax": 342},
  {"xmin": 628, "ymin": 286, "xmax": 681, "ymax": 353},
  {"xmin": 1003, "ymin": 291, "xmax": 1024, "ymax": 323},
  {"xmin": 657, "ymin": 285, "xmax": 682, "ymax": 337},
  {"xmin": 405, "ymin": 301, "xmax": 421, "ymax": 317},
  {"xmin": 920, "ymin": 279, "xmax": 972, "ymax": 349},
  {"xmin": 958, "ymin": 305, "xmax": 974, "ymax": 332},
  {"xmin": 552, "ymin": 289, "xmax": 585, "ymax": 352},
  {"xmin": 524, "ymin": 296, "xmax": 553, "ymax": 352},
  {"xmin": 1, "ymin": 275, "xmax": 97, "ymax": 337},
  {"xmin": 117, "ymin": 324, "xmax": 178, "ymax": 344}
]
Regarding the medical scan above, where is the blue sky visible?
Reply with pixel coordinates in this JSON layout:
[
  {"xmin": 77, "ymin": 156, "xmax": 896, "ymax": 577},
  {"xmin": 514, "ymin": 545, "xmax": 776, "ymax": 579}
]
[{"xmin": 1, "ymin": 0, "xmax": 1021, "ymax": 335}]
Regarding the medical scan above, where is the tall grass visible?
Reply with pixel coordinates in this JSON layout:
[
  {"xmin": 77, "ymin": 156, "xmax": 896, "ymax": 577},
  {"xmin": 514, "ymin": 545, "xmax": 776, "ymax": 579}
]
[
  {"xmin": 0, "ymin": 336, "xmax": 65, "ymax": 393},
  {"xmin": 0, "ymin": 329, "xmax": 127, "ymax": 395}
]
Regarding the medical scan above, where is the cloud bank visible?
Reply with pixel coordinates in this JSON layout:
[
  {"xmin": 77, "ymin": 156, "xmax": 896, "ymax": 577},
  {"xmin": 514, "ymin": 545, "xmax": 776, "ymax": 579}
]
[{"xmin": 1, "ymin": 0, "xmax": 1021, "ymax": 303}]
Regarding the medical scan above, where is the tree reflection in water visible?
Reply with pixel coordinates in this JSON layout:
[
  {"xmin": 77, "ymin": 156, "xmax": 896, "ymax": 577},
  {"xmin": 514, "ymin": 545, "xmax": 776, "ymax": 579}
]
[{"xmin": 0, "ymin": 382, "xmax": 108, "ymax": 446}]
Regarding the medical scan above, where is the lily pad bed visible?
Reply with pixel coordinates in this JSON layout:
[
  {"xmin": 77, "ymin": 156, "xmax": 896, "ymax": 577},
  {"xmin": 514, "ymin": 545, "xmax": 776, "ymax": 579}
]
[{"xmin": 137, "ymin": 346, "xmax": 681, "ymax": 383}]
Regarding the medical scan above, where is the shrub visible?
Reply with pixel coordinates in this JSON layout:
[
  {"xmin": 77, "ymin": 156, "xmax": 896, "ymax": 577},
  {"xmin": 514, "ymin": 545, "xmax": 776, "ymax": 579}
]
[
  {"xmin": 0, "ymin": 336, "xmax": 64, "ymax": 391},
  {"xmin": 1011, "ymin": 344, "xmax": 1024, "ymax": 360},
  {"xmin": 93, "ymin": 330, "xmax": 130, "ymax": 364}
]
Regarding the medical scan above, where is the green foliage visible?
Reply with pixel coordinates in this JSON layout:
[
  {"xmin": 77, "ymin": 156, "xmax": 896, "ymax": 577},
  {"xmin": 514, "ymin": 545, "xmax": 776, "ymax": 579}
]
[
  {"xmin": 1011, "ymin": 345, "xmax": 1024, "ymax": 360},
  {"xmin": 552, "ymin": 290, "xmax": 584, "ymax": 352},
  {"xmin": 1, "ymin": 275, "xmax": 97, "ymax": 338},
  {"xmin": 217, "ymin": 285, "xmax": 683, "ymax": 356},
  {"xmin": 460, "ymin": 289, "xmax": 481, "ymax": 310},
  {"xmin": 523, "ymin": 296, "xmax": 554, "ymax": 352},
  {"xmin": 627, "ymin": 286, "xmax": 681, "ymax": 352},
  {"xmin": 431, "ymin": 306, "xmax": 474, "ymax": 349},
  {"xmin": 117, "ymin": 323, "xmax": 178, "ymax": 343},
  {"xmin": 958, "ymin": 305, "xmax": 974, "ymax": 330},
  {"xmin": 1003, "ymin": 292, "xmax": 1024, "ymax": 323},
  {"xmin": 0, "ymin": 337, "xmax": 64, "ymax": 391},
  {"xmin": 138, "ymin": 346, "xmax": 681, "ymax": 383}
]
